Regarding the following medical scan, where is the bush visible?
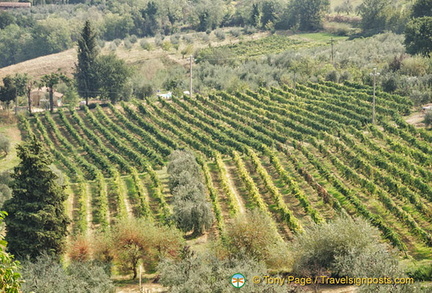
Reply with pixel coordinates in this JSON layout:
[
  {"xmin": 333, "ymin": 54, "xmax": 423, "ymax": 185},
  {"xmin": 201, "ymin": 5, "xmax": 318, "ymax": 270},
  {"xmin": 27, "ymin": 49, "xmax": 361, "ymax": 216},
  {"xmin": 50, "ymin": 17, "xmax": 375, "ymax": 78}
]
[
  {"xmin": 112, "ymin": 218, "xmax": 184, "ymax": 278},
  {"xmin": 424, "ymin": 110, "xmax": 432, "ymax": 127},
  {"xmin": 161, "ymin": 40, "xmax": 172, "ymax": 51},
  {"xmin": 223, "ymin": 210, "xmax": 290, "ymax": 269},
  {"xmin": 214, "ymin": 29, "xmax": 225, "ymax": 41},
  {"xmin": 168, "ymin": 150, "xmax": 213, "ymax": 236},
  {"xmin": 21, "ymin": 254, "xmax": 115, "ymax": 293},
  {"xmin": 230, "ymin": 28, "xmax": 242, "ymax": 38},
  {"xmin": 182, "ymin": 35, "xmax": 194, "ymax": 44},
  {"xmin": 129, "ymin": 34, "xmax": 138, "ymax": 44},
  {"xmin": 113, "ymin": 39, "xmax": 122, "ymax": 46},
  {"xmin": 124, "ymin": 39, "xmax": 133, "ymax": 50},
  {"xmin": 140, "ymin": 39, "xmax": 151, "ymax": 51},
  {"xmin": 0, "ymin": 134, "xmax": 10, "ymax": 156},
  {"xmin": 292, "ymin": 217, "xmax": 410, "ymax": 292},
  {"xmin": 108, "ymin": 42, "xmax": 117, "ymax": 51},
  {"xmin": 158, "ymin": 247, "xmax": 291, "ymax": 293}
]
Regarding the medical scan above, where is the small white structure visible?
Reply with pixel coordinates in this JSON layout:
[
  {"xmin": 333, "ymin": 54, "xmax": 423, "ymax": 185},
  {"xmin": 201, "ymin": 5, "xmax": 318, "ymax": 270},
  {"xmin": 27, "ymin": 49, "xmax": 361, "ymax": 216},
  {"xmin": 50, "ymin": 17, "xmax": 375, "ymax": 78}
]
[{"xmin": 157, "ymin": 92, "xmax": 172, "ymax": 99}]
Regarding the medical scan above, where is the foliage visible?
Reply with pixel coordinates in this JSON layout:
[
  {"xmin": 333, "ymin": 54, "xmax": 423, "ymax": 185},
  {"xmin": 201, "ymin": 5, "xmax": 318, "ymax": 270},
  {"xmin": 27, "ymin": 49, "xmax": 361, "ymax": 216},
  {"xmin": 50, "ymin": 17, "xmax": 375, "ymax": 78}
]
[
  {"xmin": 411, "ymin": 0, "xmax": 432, "ymax": 18},
  {"xmin": 223, "ymin": 209, "xmax": 290, "ymax": 268},
  {"xmin": 287, "ymin": 0, "xmax": 330, "ymax": 31},
  {"xmin": 158, "ymin": 247, "xmax": 291, "ymax": 293},
  {"xmin": 39, "ymin": 72, "xmax": 70, "ymax": 112},
  {"xmin": 405, "ymin": 17, "xmax": 432, "ymax": 56},
  {"xmin": 117, "ymin": 218, "xmax": 184, "ymax": 277},
  {"xmin": 0, "ymin": 211, "xmax": 22, "ymax": 293},
  {"xmin": 0, "ymin": 133, "xmax": 10, "ymax": 156},
  {"xmin": 95, "ymin": 54, "xmax": 131, "ymax": 103},
  {"xmin": 75, "ymin": 20, "xmax": 99, "ymax": 105},
  {"xmin": 0, "ymin": 171, "xmax": 12, "ymax": 209},
  {"xmin": 356, "ymin": 0, "xmax": 391, "ymax": 34},
  {"xmin": 292, "ymin": 217, "xmax": 404, "ymax": 281},
  {"xmin": 20, "ymin": 254, "xmax": 115, "ymax": 293},
  {"xmin": 424, "ymin": 110, "xmax": 432, "ymax": 127},
  {"xmin": 168, "ymin": 150, "xmax": 213, "ymax": 236},
  {"xmin": 3, "ymin": 137, "xmax": 69, "ymax": 260}
]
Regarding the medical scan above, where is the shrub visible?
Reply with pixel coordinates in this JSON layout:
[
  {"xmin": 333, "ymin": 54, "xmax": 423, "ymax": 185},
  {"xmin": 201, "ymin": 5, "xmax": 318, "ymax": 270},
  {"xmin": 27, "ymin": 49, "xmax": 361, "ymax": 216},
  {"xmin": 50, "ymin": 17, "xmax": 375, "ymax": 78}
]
[
  {"xmin": 113, "ymin": 39, "xmax": 122, "ymax": 46},
  {"xmin": 112, "ymin": 218, "xmax": 184, "ymax": 278},
  {"xmin": 230, "ymin": 28, "xmax": 242, "ymax": 38},
  {"xmin": 161, "ymin": 40, "xmax": 172, "ymax": 51},
  {"xmin": 140, "ymin": 39, "xmax": 151, "ymax": 51},
  {"xmin": 168, "ymin": 150, "xmax": 213, "ymax": 236},
  {"xmin": 424, "ymin": 110, "xmax": 432, "ymax": 127},
  {"xmin": 21, "ymin": 254, "xmax": 115, "ymax": 293},
  {"xmin": 182, "ymin": 35, "xmax": 194, "ymax": 44},
  {"xmin": 158, "ymin": 247, "xmax": 291, "ymax": 293},
  {"xmin": 214, "ymin": 29, "xmax": 225, "ymax": 41},
  {"xmin": 124, "ymin": 39, "xmax": 133, "ymax": 50},
  {"xmin": 0, "ymin": 134, "xmax": 10, "ymax": 156},
  {"xmin": 223, "ymin": 210, "xmax": 290, "ymax": 269},
  {"xmin": 129, "ymin": 34, "xmax": 138, "ymax": 43},
  {"xmin": 108, "ymin": 42, "xmax": 117, "ymax": 51},
  {"xmin": 292, "ymin": 217, "xmax": 410, "ymax": 292}
]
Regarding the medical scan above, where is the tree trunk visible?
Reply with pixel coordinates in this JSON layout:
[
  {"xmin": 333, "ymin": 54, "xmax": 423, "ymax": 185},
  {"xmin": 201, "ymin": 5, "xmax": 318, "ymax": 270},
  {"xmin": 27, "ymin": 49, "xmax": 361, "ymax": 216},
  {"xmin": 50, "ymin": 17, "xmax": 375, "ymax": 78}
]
[
  {"xmin": 49, "ymin": 87, "xmax": 54, "ymax": 112},
  {"xmin": 27, "ymin": 86, "xmax": 32, "ymax": 115}
]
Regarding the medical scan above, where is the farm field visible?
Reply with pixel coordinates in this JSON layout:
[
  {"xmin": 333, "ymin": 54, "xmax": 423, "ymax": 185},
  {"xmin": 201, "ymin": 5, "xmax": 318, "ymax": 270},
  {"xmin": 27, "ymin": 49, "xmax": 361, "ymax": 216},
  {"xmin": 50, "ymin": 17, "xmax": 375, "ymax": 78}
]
[{"xmin": 19, "ymin": 80, "xmax": 432, "ymax": 261}]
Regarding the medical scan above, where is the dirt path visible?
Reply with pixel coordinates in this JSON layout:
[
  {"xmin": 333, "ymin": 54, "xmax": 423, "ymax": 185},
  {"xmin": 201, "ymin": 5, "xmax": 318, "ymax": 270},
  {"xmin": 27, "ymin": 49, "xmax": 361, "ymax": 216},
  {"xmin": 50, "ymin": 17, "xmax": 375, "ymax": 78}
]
[{"xmin": 224, "ymin": 161, "xmax": 246, "ymax": 214}]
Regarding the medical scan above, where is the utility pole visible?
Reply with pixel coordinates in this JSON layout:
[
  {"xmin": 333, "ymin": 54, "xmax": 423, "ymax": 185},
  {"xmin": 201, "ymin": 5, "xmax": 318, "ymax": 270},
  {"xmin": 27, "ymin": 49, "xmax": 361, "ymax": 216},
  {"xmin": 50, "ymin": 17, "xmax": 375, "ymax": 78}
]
[
  {"xmin": 370, "ymin": 68, "xmax": 380, "ymax": 125},
  {"xmin": 329, "ymin": 37, "xmax": 335, "ymax": 63},
  {"xmin": 189, "ymin": 55, "xmax": 193, "ymax": 97}
]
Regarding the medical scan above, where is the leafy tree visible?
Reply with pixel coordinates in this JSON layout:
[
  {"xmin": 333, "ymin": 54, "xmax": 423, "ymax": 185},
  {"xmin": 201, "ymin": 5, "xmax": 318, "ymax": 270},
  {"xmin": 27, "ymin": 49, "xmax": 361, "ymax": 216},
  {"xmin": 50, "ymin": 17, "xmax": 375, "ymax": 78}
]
[
  {"xmin": 3, "ymin": 137, "xmax": 69, "ymax": 260},
  {"xmin": 75, "ymin": 20, "xmax": 99, "ymax": 106},
  {"xmin": 250, "ymin": 3, "xmax": 262, "ymax": 28},
  {"xmin": 287, "ymin": 0, "xmax": 330, "ymax": 31},
  {"xmin": 292, "ymin": 216, "xmax": 406, "ymax": 292},
  {"xmin": 224, "ymin": 209, "xmax": 289, "ymax": 268},
  {"xmin": 424, "ymin": 110, "xmax": 432, "ymax": 127},
  {"xmin": 411, "ymin": 0, "xmax": 432, "ymax": 18},
  {"xmin": 0, "ymin": 76, "xmax": 16, "ymax": 110},
  {"xmin": 356, "ymin": 0, "xmax": 391, "ymax": 34},
  {"xmin": 158, "ymin": 248, "xmax": 291, "ymax": 293},
  {"xmin": 0, "ymin": 211, "xmax": 21, "ymax": 293},
  {"xmin": 39, "ymin": 72, "xmax": 70, "ymax": 112},
  {"xmin": 0, "ymin": 134, "xmax": 10, "ymax": 156},
  {"xmin": 405, "ymin": 17, "xmax": 432, "ymax": 56},
  {"xmin": 168, "ymin": 150, "xmax": 213, "ymax": 236},
  {"xmin": 20, "ymin": 254, "xmax": 115, "ymax": 293},
  {"xmin": 95, "ymin": 54, "xmax": 131, "ymax": 103}
]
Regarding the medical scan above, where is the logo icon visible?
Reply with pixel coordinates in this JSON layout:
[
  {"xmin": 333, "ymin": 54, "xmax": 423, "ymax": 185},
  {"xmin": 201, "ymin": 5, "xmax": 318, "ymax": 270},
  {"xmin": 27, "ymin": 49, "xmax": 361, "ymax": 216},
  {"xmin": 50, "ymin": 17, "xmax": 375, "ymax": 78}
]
[{"xmin": 231, "ymin": 273, "xmax": 246, "ymax": 288}]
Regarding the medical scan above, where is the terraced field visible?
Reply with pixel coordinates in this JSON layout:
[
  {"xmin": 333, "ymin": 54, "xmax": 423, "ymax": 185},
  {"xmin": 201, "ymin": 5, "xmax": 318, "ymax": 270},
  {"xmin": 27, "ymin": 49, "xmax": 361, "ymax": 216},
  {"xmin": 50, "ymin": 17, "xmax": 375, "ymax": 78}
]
[{"xmin": 21, "ymin": 81, "xmax": 432, "ymax": 260}]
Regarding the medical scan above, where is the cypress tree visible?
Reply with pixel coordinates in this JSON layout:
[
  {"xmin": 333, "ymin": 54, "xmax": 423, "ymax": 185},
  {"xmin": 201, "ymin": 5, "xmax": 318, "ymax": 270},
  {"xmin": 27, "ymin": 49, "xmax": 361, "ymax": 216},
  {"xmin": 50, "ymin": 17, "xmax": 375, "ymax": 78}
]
[
  {"xmin": 3, "ymin": 137, "xmax": 69, "ymax": 260},
  {"xmin": 75, "ymin": 20, "xmax": 99, "ymax": 106}
]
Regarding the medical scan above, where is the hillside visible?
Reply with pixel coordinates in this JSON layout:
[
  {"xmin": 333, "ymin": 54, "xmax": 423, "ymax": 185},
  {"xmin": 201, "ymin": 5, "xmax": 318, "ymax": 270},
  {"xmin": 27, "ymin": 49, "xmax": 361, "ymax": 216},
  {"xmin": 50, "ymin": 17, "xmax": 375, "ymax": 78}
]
[{"xmin": 18, "ymin": 81, "xmax": 432, "ymax": 261}]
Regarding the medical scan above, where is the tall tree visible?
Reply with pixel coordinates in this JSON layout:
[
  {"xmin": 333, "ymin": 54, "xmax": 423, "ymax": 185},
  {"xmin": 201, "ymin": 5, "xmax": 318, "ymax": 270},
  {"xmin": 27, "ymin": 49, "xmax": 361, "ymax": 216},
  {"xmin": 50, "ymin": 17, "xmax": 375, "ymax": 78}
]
[
  {"xmin": 3, "ymin": 138, "xmax": 69, "ymax": 260},
  {"xmin": 95, "ymin": 54, "xmax": 131, "ymax": 104},
  {"xmin": 356, "ymin": 0, "xmax": 391, "ymax": 34},
  {"xmin": 39, "ymin": 72, "xmax": 70, "ymax": 112},
  {"xmin": 411, "ymin": 0, "xmax": 432, "ymax": 18},
  {"xmin": 0, "ymin": 76, "xmax": 17, "ymax": 110},
  {"xmin": 288, "ymin": 0, "xmax": 330, "ymax": 31},
  {"xmin": 75, "ymin": 20, "xmax": 99, "ymax": 106},
  {"xmin": 168, "ymin": 150, "xmax": 213, "ymax": 237},
  {"xmin": 405, "ymin": 0, "xmax": 432, "ymax": 56}
]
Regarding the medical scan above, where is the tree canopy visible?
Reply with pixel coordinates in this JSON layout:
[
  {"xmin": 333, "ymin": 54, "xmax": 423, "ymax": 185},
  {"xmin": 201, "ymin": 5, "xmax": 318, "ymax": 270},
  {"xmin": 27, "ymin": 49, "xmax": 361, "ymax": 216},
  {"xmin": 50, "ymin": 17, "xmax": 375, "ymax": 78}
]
[
  {"xmin": 75, "ymin": 20, "xmax": 99, "ymax": 105},
  {"xmin": 3, "ymin": 137, "xmax": 69, "ymax": 260},
  {"xmin": 94, "ymin": 54, "xmax": 131, "ymax": 103},
  {"xmin": 168, "ymin": 150, "xmax": 213, "ymax": 236}
]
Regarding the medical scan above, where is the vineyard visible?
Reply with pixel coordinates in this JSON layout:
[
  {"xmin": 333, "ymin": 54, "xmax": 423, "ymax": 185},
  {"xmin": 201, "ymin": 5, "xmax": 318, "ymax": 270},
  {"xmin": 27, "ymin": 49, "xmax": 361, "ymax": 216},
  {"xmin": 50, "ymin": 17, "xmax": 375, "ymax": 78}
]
[{"xmin": 20, "ymin": 81, "xmax": 432, "ymax": 260}]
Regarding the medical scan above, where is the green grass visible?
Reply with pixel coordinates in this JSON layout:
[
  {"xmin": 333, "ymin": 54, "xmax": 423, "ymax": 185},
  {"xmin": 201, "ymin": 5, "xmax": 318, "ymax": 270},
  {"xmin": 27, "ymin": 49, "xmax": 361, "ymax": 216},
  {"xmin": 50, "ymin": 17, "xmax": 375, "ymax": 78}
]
[
  {"xmin": 291, "ymin": 32, "xmax": 349, "ymax": 42},
  {"xmin": 0, "ymin": 123, "xmax": 21, "ymax": 173}
]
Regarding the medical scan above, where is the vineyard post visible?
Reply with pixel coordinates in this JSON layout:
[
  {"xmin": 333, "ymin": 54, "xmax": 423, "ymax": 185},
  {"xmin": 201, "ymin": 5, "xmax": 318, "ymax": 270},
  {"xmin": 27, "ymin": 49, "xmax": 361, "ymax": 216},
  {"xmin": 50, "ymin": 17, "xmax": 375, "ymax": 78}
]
[
  {"xmin": 189, "ymin": 55, "xmax": 193, "ymax": 97},
  {"xmin": 371, "ymin": 68, "xmax": 380, "ymax": 125}
]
